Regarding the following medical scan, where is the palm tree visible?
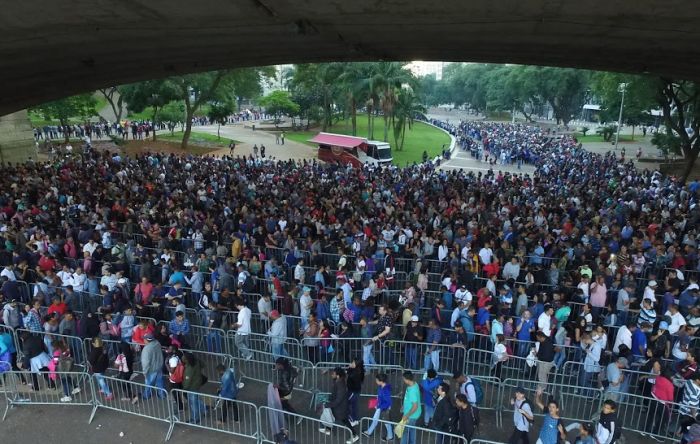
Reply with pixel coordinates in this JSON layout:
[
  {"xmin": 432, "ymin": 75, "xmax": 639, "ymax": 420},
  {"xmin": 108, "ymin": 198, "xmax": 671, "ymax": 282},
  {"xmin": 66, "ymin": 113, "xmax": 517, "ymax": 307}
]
[
  {"xmin": 370, "ymin": 62, "xmax": 415, "ymax": 142},
  {"xmin": 338, "ymin": 63, "xmax": 369, "ymax": 136},
  {"xmin": 392, "ymin": 87, "xmax": 426, "ymax": 151}
]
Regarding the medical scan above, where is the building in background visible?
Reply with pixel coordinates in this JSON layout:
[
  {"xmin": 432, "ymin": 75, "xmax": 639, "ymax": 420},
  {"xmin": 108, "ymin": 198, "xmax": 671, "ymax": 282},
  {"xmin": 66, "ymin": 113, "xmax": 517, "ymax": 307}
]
[
  {"xmin": 262, "ymin": 64, "xmax": 294, "ymax": 95},
  {"xmin": 407, "ymin": 61, "xmax": 444, "ymax": 80}
]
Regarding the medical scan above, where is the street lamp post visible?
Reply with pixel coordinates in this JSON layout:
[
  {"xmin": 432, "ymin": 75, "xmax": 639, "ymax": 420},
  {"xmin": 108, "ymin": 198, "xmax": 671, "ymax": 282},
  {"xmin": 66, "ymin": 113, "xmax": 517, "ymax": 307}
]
[{"xmin": 614, "ymin": 83, "xmax": 628, "ymax": 149}]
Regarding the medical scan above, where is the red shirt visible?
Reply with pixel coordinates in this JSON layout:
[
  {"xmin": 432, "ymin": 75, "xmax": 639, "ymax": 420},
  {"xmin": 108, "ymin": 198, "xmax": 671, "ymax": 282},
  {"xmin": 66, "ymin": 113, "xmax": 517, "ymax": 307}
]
[
  {"xmin": 38, "ymin": 256, "xmax": 56, "ymax": 272},
  {"xmin": 47, "ymin": 302, "xmax": 67, "ymax": 317},
  {"xmin": 651, "ymin": 376, "xmax": 675, "ymax": 403}
]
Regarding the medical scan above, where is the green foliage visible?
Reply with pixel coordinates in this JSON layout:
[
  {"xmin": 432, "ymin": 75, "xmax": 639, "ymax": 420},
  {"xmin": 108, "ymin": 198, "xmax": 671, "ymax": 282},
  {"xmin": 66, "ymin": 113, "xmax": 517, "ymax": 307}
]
[
  {"xmin": 30, "ymin": 93, "xmax": 97, "ymax": 126},
  {"xmin": 652, "ymin": 130, "xmax": 682, "ymax": 156},
  {"xmin": 590, "ymin": 72, "xmax": 656, "ymax": 129},
  {"xmin": 259, "ymin": 90, "xmax": 300, "ymax": 123},
  {"xmin": 392, "ymin": 87, "xmax": 426, "ymax": 151},
  {"xmin": 581, "ymin": 126, "xmax": 590, "ymax": 136},
  {"xmin": 595, "ymin": 125, "xmax": 617, "ymax": 142}
]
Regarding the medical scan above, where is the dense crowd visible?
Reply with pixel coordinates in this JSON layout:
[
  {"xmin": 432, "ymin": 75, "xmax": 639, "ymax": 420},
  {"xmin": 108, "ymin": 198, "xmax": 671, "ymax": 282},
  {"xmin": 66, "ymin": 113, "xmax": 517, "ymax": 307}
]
[{"xmin": 3, "ymin": 115, "xmax": 700, "ymax": 444}]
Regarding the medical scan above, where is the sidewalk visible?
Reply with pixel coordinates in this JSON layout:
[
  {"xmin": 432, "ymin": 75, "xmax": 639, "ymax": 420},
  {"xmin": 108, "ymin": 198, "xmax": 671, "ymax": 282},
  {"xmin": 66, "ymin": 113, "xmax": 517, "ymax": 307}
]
[{"xmin": 192, "ymin": 123, "xmax": 317, "ymax": 161}]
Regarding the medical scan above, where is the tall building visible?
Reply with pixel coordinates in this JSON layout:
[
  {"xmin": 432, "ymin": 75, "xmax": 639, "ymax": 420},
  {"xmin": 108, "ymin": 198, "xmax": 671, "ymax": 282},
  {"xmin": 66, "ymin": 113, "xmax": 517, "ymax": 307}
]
[{"xmin": 407, "ymin": 61, "xmax": 444, "ymax": 80}]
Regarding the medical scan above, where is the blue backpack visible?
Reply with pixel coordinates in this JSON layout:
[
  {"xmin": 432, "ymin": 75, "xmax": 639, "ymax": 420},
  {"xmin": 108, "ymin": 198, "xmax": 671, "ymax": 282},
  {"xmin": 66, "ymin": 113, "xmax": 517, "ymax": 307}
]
[{"xmin": 465, "ymin": 378, "xmax": 484, "ymax": 405}]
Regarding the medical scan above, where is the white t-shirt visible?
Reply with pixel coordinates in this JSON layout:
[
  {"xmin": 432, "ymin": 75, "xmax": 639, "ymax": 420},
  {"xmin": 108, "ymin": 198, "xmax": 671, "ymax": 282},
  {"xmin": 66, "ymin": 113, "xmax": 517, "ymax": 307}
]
[
  {"xmin": 300, "ymin": 294, "xmax": 312, "ymax": 318},
  {"xmin": 537, "ymin": 313, "xmax": 552, "ymax": 336},
  {"xmin": 455, "ymin": 289, "xmax": 472, "ymax": 305},
  {"xmin": 236, "ymin": 306, "xmax": 252, "ymax": 335},
  {"xmin": 1, "ymin": 268, "xmax": 16, "ymax": 281},
  {"xmin": 666, "ymin": 311, "xmax": 687, "ymax": 335},
  {"xmin": 612, "ymin": 326, "xmax": 632, "ymax": 354},
  {"xmin": 478, "ymin": 247, "xmax": 493, "ymax": 265}
]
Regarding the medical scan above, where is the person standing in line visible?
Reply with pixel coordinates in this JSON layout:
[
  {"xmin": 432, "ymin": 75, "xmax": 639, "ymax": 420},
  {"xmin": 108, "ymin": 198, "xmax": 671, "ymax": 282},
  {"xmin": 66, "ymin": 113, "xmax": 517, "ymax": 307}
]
[
  {"xmin": 268, "ymin": 310, "xmax": 288, "ymax": 359},
  {"xmin": 167, "ymin": 353, "xmax": 185, "ymax": 411},
  {"xmin": 400, "ymin": 370, "xmax": 422, "ymax": 444},
  {"xmin": 535, "ymin": 331, "xmax": 555, "ymax": 391},
  {"xmin": 319, "ymin": 367, "xmax": 359, "ymax": 443},
  {"xmin": 275, "ymin": 357, "xmax": 302, "ymax": 425},
  {"xmin": 508, "ymin": 387, "xmax": 533, "ymax": 444}
]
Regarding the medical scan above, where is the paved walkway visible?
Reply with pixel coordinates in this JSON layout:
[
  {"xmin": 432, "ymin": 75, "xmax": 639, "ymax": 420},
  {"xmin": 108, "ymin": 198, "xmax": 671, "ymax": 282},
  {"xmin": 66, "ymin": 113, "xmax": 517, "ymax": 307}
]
[{"xmin": 192, "ymin": 123, "xmax": 317, "ymax": 161}]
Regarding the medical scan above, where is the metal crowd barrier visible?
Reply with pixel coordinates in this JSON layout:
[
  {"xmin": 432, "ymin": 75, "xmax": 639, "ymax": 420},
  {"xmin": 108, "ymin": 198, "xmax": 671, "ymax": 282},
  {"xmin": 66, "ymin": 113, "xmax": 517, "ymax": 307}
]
[
  {"xmin": 310, "ymin": 362, "xmax": 405, "ymax": 403},
  {"xmin": 258, "ymin": 405, "xmax": 354, "ymax": 444},
  {"xmin": 498, "ymin": 378, "xmax": 603, "ymax": 425},
  {"xmin": 613, "ymin": 389, "xmax": 684, "ymax": 442},
  {"xmin": 2, "ymin": 370, "xmax": 94, "ymax": 421},
  {"xmin": 88, "ymin": 374, "xmax": 175, "ymax": 441},
  {"xmin": 359, "ymin": 417, "xmax": 468, "ymax": 444},
  {"xmin": 171, "ymin": 388, "xmax": 259, "ymax": 441}
]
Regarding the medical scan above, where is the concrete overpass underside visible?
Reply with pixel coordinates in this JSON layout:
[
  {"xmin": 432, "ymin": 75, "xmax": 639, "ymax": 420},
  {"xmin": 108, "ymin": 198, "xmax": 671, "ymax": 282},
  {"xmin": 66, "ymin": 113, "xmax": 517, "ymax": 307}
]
[{"xmin": 1, "ymin": 0, "xmax": 700, "ymax": 117}]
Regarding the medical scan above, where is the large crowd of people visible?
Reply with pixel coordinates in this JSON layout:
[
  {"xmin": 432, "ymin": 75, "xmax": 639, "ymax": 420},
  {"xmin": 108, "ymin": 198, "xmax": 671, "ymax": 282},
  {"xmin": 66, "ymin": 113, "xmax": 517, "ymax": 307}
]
[{"xmin": 2, "ymin": 115, "xmax": 700, "ymax": 444}]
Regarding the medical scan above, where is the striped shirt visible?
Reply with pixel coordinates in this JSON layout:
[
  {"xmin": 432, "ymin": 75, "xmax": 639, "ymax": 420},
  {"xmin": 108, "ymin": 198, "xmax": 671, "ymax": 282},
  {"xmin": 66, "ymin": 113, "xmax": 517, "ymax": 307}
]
[
  {"xmin": 637, "ymin": 307, "xmax": 657, "ymax": 327},
  {"xmin": 680, "ymin": 379, "xmax": 700, "ymax": 417}
]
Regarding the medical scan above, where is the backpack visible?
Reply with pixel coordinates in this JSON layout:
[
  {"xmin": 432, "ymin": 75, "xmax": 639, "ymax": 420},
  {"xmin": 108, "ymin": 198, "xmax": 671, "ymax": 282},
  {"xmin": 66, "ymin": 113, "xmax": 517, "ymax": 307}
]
[
  {"xmin": 466, "ymin": 378, "xmax": 484, "ymax": 405},
  {"xmin": 517, "ymin": 399, "xmax": 535, "ymax": 425}
]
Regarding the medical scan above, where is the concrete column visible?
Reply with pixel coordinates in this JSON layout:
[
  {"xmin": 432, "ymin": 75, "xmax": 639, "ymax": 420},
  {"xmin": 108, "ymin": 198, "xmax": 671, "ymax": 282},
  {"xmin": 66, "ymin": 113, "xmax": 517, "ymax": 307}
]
[{"xmin": 0, "ymin": 110, "xmax": 37, "ymax": 164}]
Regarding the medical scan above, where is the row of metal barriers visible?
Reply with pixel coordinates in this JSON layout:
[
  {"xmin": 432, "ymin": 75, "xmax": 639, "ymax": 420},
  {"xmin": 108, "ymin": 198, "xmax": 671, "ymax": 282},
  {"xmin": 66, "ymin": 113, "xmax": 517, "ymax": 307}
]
[
  {"xmin": 0, "ymin": 368, "xmax": 474, "ymax": 444},
  {"xmin": 0, "ymin": 345, "xmax": 686, "ymax": 444}
]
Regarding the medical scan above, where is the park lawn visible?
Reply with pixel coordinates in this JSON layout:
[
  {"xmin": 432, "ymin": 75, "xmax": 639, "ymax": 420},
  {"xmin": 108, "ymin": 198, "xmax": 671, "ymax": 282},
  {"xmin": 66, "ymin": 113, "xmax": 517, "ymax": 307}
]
[
  {"xmin": 574, "ymin": 133, "xmax": 643, "ymax": 143},
  {"xmin": 158, "ymin": 131, "xmax": 239, "ymax": 148},
  {"xmin": 285, "ymin": 114, "xmax": 450, "ymax": 165}
]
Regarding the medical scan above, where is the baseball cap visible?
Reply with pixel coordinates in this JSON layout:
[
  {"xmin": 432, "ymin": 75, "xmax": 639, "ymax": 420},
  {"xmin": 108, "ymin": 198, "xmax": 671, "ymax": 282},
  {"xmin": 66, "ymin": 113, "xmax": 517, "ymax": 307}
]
[
  {"xmin": 410, "ymin": 315, "xmax": 419, "ymax": 322},
  {"xmin": 144, "ymin": 333, "xmax": 154, "ymax": 340},
  {"xmin": 168, "ymin": 356, "xmax": 179, "ymax": 367},
  {"xmin": 270, "ymin": 310, "xmax": 280, "ymax": 318},
  {"xmin": 659, "ymin": 321, "xmax": 669, "ymax": 330},
  {"xmin": 648, "ymin": 280, "xmax": 658, "ymax": 287},
  {"xmin": 515, "ymin": 387, "xmax": 527, "ymax": 395}
]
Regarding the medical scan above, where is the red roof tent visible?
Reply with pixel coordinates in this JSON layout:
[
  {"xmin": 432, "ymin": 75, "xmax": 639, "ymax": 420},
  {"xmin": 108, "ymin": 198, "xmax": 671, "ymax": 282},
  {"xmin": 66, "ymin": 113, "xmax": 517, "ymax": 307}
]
[{"xmin": 309, "ymin": 132, "xmax": 368, "ymax": 152}]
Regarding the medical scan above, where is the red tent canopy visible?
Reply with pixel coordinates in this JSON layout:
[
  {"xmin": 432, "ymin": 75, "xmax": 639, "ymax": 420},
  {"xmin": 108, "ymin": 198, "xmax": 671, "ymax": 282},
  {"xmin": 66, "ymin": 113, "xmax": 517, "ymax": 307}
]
[{"xmin": 309, "ymin": 132, "xmax": 366, "ymax": 149}]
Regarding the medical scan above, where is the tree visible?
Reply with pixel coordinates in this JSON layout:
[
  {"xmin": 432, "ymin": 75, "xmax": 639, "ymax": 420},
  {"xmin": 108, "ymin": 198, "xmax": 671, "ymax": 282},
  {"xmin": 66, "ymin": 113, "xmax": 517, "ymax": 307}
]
[
  {"xmin": 392, "ymin": 87, "xmax": 426, "ymax": 151},
  {"xmin": 159, "ymin": 101, "xmax": 185, "ymax": 135},
  {"xmin": 368, "ymin": 62, "xmax": 415, "ymax": 142},
  {"xmin": 291, "ymin": 63, "xmax": 343, "ymax": 132},
  {"xmin": 170, "ymin": 68, "xmax": 270, "ymax": 149},
  {"xmin": 591, "ymin": 72, "xmax": 656, "ymax": 139},
  {"xmin": 259, "ymin": 90, "xmax": 300, "ymax": 125},
  {"xmin": 207, "ymin": 101, "xmax": 234, "ymax": 140},
  {"xmin": 120, "ymin": 80, "xmax": 178, "ymax": 140},
  {"xmin": 535, "ymin": 67, "xmax": 589, "ymax": 126},
  {"xmin": 654, "ymin": 78, "xmax": 700, "ymax": 181},
  {"xmin": 30, "ymin": 93, "xmax": 97, "ymax": 141},
  {"xmin": 338, "ymin": 62, "xmax": 371, "ymax": 136},
  {"xmin": 98, "ymin": 87, "xmax": 125, "ymax": 123}
]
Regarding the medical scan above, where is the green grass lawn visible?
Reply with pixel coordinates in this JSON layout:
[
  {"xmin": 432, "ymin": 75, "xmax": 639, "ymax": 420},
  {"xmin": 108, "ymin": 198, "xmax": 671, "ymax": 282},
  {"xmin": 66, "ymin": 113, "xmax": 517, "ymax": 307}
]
[
  {"xmin": 574, "ymin": 133, "xmax": 644, "ymax": 143},
  {"xmin": 285, "ymin": 114, "xmax": 451, "ymax": 165},
  {"xmin": 159, "ymin": 131, "xmax": 239, "ymax": 147}
]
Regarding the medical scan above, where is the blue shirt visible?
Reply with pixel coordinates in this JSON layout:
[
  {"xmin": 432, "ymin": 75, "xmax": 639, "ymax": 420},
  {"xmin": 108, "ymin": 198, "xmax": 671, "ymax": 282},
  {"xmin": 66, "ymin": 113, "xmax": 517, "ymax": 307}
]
[
  {"xmin": 169, "ymin": 319, "xmax": 190, "ymax": 336},
  {"xmin": 419, "ymin": 377, "xmax": 443, "ymax": 407},
  {"xmin": 477, "ymin": 308, "xmax": 490, "ymax": 326},
  {"xmin": 517, "ymin": 318, "xmax": 534, "ymax": 341},
  {"xmin": 426, "ymin": 327, "xmax": 442, "ymax": 347},
  {"xmin": 631, "ymin": 328, "xmax": 647, "ymax": 357},
  {"xmin": 219, "ymin": 368, "xmax": 239, "ymax": 399},
  {"xmin": 539, "ymin": 414, "xmax": 561, "ymax": 444}
]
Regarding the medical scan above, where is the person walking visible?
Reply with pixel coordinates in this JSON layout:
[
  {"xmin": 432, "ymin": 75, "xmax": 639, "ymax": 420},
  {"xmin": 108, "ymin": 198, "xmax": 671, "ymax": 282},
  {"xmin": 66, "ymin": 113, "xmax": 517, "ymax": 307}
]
[
  {"xmin": 167, "ymin": 353, "xmax": 185, "ymax": 411},
  {"xmin": 217, "ymin": 364, "xmax": 240, "ymax": 424},
  {"xmin": 595, "ymin": 400, "xmax": 621, "ymax": 444},
  {"xmin": 140, "ymin": 333, "xmax": 165, "ymax": 400},
  {"xmin": 233, "ymin": 298, "xmax": 253, "ymax": 360},
  {"xmin": 433, "ymin": 383, "xmax": 456, "ymax": 444},
  {"xmin": 88, "ymin": 337, "xmax": 112, "ymax": 400},
  {"xmin": 362, "ymin": 373, "xmax": 394, "ymax": 440},
  {"xmin": 347, "ymin": 358, "xmax": 365, "ymax": 426},
  {"xmin": 508, "ymin": 387, "xmax": 533, "ymax": 444},
  {"xmin": 455, "ymin": 393, "xmax": 479, "ymax": 443},
  {"xmin": 182, "ymin": 352, "xmax": 206, "ymax": 424},
  {"xmin": 534, "ymin": 390, "xmax": 567, "ymax": 444},
  {"xmin": 400, "ymin": 370, "xmax": 422, "ymax": 444},
  {"xmin": 319, "ymin": 367, "xmax": 359, "ymax": 443},
  {"xmin": 268, "ymin": 310, "xmax": 288, "ymax": 359},
  {"xmin": 275, "ymin": 357, "xmax": 302, "ymax": 423}
]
